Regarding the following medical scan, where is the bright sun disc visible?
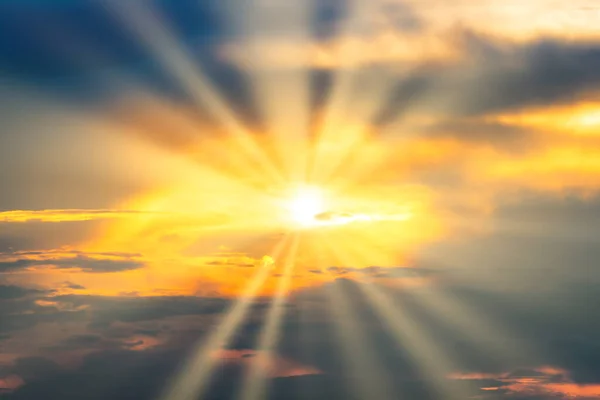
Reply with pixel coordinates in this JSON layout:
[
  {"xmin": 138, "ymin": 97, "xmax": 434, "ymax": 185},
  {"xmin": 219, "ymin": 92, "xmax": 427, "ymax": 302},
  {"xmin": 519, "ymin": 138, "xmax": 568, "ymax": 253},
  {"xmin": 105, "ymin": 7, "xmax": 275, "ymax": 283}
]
[{"xmin": 288, "ymin": 186, "xmax": 325, "ymax": 226}]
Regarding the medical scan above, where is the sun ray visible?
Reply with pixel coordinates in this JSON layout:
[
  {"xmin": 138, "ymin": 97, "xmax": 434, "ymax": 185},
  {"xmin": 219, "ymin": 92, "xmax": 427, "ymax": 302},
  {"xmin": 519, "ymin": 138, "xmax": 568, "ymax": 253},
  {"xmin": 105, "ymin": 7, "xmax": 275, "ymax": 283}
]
[
  {"xmin": 104, "ymin": 91, "xmax": 283, "ymax": 192},
  {"xmin": 156, "ymin": 234, "xmax": 291, "ymax": 400},
  {"xmin": 105, "ymin": 0, "xmax": 284, "ymax": 186},
  {"xmin": 334, "ymin": 223, "xmax": 540, "ymax": 368},
  {"xmin": 405, "ymin": 276, "xmax": 539, "ymax": 369},
  {"xmin": 357, "ymin": 279, "xmax": 477, "ymax": 399},
  {"xmin": 226, "ymin": 0, "xmax": 313, "ymax": 182},
  {"xmin": 307, "ymin": 226, "xmax": 481, "ymax": 398},
  {"xmin": 315, "ymin": 233, "xmax": 395, "ymax": 400},
  {"xmin": 238, "ymin": 234, "xmax": 300, "ymax": 400},
  {"xmin": 308, "ymin": 1, "xmax": 415, "ymax": 185}
]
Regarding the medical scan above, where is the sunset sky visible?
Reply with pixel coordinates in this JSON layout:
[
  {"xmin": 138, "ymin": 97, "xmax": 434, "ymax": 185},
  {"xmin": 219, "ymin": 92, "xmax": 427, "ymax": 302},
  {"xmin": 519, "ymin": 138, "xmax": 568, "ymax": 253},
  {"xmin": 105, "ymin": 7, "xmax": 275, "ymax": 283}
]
[{"xmin": 1, "ymin": 1, "xmax": 600, "ymax": 399}]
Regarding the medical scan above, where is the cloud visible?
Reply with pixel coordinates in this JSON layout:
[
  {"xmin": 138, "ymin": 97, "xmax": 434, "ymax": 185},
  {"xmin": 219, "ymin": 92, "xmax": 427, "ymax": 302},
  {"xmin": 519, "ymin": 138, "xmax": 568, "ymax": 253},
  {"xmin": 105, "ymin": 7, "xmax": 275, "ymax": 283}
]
[
  {"xmin": 0, "ymin": 255, "xmax": 144, "ymax": 273},
  {"xmin": 414, "ymin": 118, "xmax": 539, "ymax": 150},
  {"xmin": 0, "ymin": 286, "xmax": 49, "ymax": 300},
  {"xmin": 313, "ymin": 211, "xmax": 374, "ymax": 225},
  {"xmin": 221, "ymin": 0, "xmax": 600, "ymax": 76},
  {"xmin": 220, "ymin": 30, "xmax": 460, "ymax": 70},
  {"xmin": 49, "ymin": 294, "xmax": 231, "ymax": 326},
  {"xmin": 203, "ymin": 252, "xmax": 260, "ymax": 268},
  {"xmin": 0, "ymin": 251, "xmax": 145, "ymax": 274},
  {"xmin": 1, "ymin": 266, "xmax": 600, "ymax": 399},
  {"xmin": 451, "ymin": 39, "xmax": 600, "ymax": 116},
  {"xmin": 212, "ymin": 349, "xmax": 322, "ymax": 378},
  {"xmin": 402, "ymin": 0, "xmax": 600, "ymax": 41},
  {"xmin": 43, "ymin": 333, "xmax": 161, "ymax": 354},
  {"xmin": 61, "ymin": 282, "xmax": 85, "ymax": 290},
  {"xmin": 2, "ymin": 2, "xmax": 600, "ymax": 399},
  {"xmin": 452, "ymin": 366, "xmax": 600, "ymax": 399},
  {"xmin": 0, "ymin": 209, "xmax": 159, "ymax": 223},
  {"xmin": 0, "ymin": 375, "xmax": 24, "ymax": 394}
]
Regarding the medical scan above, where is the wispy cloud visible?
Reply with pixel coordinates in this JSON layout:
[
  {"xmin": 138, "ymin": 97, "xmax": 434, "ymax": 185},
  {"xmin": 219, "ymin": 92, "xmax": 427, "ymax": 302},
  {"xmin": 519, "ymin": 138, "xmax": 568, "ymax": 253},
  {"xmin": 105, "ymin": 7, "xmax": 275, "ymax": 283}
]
[
  {"xmin": 0, "ymin": 250, "xmax": 145, "ymax": 273},
  {"xmin": 0, "ymin": 209, "xmax": 157, "ymax": 223}
]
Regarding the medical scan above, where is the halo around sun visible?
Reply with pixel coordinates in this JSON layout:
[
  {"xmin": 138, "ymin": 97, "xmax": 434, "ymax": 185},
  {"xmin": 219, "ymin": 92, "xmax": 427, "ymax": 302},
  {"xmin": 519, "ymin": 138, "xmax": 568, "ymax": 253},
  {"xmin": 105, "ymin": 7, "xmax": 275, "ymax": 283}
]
[{"xmin": 287, "ymin": 185, "xmax": 325, "ymax": 227}]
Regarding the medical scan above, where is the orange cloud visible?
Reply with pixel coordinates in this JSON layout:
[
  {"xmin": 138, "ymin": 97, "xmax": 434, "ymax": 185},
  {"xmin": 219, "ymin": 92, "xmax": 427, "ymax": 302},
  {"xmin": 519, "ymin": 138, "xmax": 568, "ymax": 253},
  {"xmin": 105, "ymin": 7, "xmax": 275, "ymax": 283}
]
[
  {"xmin": 212, "ymin": 349, "xmax": 322, "ymax": 378},
  {"xmin": 452, "ymin": 365, "xmax": 600, "ymax": 399},
  {"xmin": 0, "ymin": 374, "xmax": 24, "ymax": 394},
  {"xmin": 544, "ymin": 383, "xmax": 600, "ymax": 398},
  {"xmin": 0, "ymin": 249, "xmax": 144, "ymax": 274},
  {"xmin": 447, "ymin": 372, "xmax": 505, "ymax": 380}
]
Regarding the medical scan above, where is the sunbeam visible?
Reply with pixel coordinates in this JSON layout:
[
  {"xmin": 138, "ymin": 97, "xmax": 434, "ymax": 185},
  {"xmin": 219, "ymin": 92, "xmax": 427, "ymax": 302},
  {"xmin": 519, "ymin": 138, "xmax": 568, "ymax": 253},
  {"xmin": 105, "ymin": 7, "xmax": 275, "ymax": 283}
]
[
  {"xmin": 105, "ymin": 0, "xmax": 284, "ymax": 185},
  {"xmin": 358, "ymin": 280, "xmax": 477, "ymax": 399},
  {"xmin": 238, "ymin": 234, "xmax": 300, "ymax": 400},
  {"xmin": 156, "ymin": 234, "xmax": 292, "ymax": 400},
  {"xmin": 315, "ymin": 234, "xmax": 395, "ymax": 400},
  {"xmin": 308, "ymin": 1, "xmax": 413, "ymax": 185},
  {"xmin": 406, "ymin": 280, "xmax": 538, "ymax": 369},
  {"xmin": 324, "ymin": 230, "xmax": 477, "ymax": 399},
  {"xmin": 104, "ymin": 90, "xmax": 283, "ymax": 192},
  {"xmin": 4, "ymin": 1, "xmax": 599, "ymax": 399},
  {"xmin": 227, "ymin": 0, "xmax": 313, "ymax": 182}
]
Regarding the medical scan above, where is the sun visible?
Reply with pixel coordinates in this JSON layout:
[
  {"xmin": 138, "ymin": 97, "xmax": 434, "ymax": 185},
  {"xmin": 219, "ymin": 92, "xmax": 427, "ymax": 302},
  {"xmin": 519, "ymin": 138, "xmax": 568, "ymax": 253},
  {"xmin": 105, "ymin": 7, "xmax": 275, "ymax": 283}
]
[{"xmin": 287, "ymin": 186, "xmax": 325, "ymax": 227}]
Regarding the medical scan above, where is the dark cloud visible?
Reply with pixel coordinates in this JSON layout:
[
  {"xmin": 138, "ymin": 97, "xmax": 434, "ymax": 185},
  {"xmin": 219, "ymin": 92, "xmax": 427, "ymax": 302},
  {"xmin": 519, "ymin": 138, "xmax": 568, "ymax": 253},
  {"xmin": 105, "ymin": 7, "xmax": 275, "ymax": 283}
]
[
  {"xmin": 373, "ymin": 35, "xmax": 600, "ymax": 126},
  {"xmin": 44, "ymin": 333, "xmax": 152, "ymax": 353},
  {"xmin": 52, "ymin": 294, "xmax": 231, "ymax": 326},
  {"xmin": 1, "ymin": 262, "xmax": 600, "ymax": 399},
  {"xmin": 0, "ymin": 290, "xmax": 236, "ymax": 335},
  {"xmin": 59, "ymin": 334, "xmax": 103, "ymax": 348},
  {"xmin": 0, "ymin": 254, "xmax": 144, "ymax": 273},
  {"xmin": 62, "ymin": 281, "xmax": 85, "ymax": 290},
  {"xmin": 0, "ymin": 351, "xmax": 174, "ymax": 400},
  {"xmin": 0, "ymin": 303, "xmax": 87, "ymax": 334},
  {"xmin": 0, "ymin": 285, "xmax": 47, "ymax": 300},
  {"xmin": 450, "ymin": 37, "xmax": 600, "ymax": 115},
  {"xmin": 132, "ymin": 329, "xmax": 161, "ymax": 337}
]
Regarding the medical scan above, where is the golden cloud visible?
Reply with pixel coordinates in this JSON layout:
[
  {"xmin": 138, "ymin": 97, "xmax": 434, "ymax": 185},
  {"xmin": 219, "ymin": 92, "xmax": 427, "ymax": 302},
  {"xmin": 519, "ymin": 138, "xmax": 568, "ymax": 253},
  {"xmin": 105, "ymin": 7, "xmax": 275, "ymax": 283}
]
[{"xmin": 0, "ymin": 209, "xmax": 155, "ymax": 223}]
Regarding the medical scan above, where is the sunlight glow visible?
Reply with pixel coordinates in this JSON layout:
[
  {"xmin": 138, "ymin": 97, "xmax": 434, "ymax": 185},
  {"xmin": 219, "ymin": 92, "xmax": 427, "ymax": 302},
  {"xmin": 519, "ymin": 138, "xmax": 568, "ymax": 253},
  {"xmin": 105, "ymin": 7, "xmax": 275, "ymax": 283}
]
[
  {"xmin": 239, "ymin": 235, "xmax": 300, "ymax": 400},
  {"xmin": 315, "ymin": 237, "xmax": 395, "ymax": 400},
  {"xmin": 287, "ymin": 186, "xmax": 326, "ymax": 226},
  {"xmin": 157, "ymin": 236, "xmax": 290, "ymax": 400},
  {"xmin": 107, "ymin": 1, "xmax": 284, "ymax": 185},
  {"xmin": 5, "ymin": 1, "xmax": 589, "ymax": 399}
]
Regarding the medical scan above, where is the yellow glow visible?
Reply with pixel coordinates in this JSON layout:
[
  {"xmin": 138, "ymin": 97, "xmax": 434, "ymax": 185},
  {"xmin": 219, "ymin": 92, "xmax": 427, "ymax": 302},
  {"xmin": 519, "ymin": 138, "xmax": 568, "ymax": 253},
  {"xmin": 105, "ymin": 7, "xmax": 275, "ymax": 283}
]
[
  {"xmin": 287, "ymin": 186, "xmax": 326, "ymax": 226},
  {"xmin": 490, "ymin": 102, "xmax": 600, "ymax": 136}
]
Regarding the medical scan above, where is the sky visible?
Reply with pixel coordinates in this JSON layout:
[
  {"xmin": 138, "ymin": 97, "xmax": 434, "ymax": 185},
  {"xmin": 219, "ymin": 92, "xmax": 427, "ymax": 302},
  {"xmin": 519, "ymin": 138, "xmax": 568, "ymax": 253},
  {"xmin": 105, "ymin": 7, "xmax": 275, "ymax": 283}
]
[{"xmin": 1, "ymin": 0, "xmax": 600, "ymax": 399}]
